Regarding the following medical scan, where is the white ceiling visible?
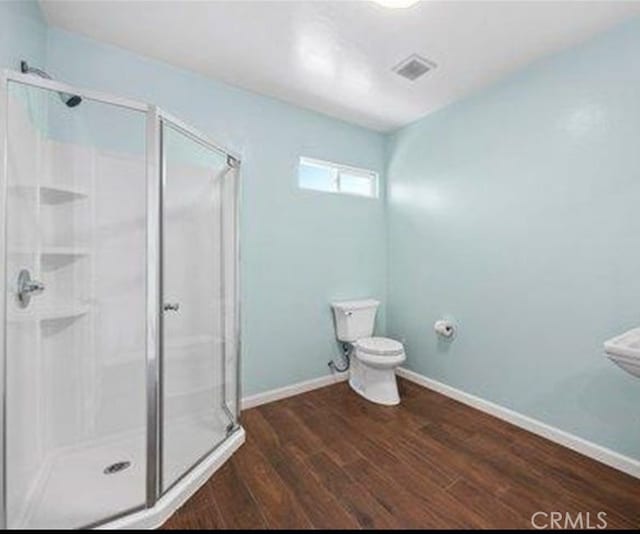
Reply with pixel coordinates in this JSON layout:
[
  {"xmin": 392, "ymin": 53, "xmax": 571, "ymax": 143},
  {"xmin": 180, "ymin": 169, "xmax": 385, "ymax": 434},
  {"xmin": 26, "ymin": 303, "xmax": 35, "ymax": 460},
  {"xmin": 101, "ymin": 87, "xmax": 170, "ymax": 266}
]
[{"xmin": 40, "ymin": 1, "xmax": 640, "ymax": 132}]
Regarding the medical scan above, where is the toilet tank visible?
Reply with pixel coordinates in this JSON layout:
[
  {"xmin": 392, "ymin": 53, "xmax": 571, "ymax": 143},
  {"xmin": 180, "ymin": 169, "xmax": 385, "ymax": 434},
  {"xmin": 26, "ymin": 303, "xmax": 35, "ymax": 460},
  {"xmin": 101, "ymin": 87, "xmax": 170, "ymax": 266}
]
[{"xmin": 331, "ymin": 299, "xmax": 380, "ymax": 342}]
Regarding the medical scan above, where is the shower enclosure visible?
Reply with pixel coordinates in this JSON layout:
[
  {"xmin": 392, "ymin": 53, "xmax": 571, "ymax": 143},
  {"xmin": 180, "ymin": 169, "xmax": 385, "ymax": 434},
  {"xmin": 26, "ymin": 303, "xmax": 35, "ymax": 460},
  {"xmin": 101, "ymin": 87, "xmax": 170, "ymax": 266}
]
[{"xmin": 0, "ymin": 70, "xmax": 243, "ymax": 529}]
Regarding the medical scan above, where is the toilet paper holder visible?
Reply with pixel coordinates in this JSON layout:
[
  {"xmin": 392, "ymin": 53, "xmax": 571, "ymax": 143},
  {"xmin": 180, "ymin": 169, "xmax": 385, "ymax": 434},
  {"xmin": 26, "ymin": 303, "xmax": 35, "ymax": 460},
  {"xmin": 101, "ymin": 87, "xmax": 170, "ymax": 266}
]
[{"xmin": 434, "ymin": 319, "xmax": 456, "ymax": 339}]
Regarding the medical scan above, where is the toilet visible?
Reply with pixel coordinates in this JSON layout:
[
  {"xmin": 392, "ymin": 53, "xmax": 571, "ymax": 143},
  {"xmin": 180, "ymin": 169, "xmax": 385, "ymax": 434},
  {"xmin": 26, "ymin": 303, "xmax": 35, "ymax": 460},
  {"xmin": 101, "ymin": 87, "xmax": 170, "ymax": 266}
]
[{"xmin": 331, "ymin": 299, "xmax": 406, "ymax": 405}]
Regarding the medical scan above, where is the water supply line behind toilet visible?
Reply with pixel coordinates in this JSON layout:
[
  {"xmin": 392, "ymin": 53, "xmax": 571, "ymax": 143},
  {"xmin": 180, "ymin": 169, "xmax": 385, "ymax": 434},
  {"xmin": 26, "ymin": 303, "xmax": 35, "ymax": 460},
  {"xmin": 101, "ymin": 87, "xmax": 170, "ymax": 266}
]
[{"xmin": 329, "ymin": 343, "xmax": 352, "ymax": 373}]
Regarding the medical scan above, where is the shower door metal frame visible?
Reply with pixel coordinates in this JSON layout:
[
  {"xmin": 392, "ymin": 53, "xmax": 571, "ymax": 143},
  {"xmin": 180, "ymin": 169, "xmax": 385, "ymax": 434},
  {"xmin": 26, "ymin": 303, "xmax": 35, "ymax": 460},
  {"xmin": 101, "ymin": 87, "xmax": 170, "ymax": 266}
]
[
  {"xmin": 145, "ymin": 105, "xmax": 162, "ymax": 509},
  {"xmin": 0, "ymin": 70, "xmax": 242, "ymax": 530},
  {"xmin": 0, "ymin": 70, "xmax": 9, "ymax": 533}
]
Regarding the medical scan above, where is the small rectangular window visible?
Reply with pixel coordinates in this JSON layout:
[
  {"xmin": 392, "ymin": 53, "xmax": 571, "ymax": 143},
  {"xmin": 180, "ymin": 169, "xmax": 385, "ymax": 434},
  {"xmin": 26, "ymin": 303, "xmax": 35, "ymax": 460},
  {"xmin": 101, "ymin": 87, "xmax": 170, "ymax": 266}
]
[{"xmin": 298, "ymin": 157, "xmax": 378, "ymax": 198}]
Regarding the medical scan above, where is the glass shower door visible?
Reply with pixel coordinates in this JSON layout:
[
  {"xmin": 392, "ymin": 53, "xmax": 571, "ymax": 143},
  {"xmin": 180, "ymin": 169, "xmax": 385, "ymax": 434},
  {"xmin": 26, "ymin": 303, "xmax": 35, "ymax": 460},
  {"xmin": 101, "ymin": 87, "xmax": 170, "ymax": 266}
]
[
  {"xmin": 160, "ymin": 120, "xmax": 235, "ymax": 492},
  {"xmin": 3, "ymin": 80, "xmax": 148, "ymax": 529}
]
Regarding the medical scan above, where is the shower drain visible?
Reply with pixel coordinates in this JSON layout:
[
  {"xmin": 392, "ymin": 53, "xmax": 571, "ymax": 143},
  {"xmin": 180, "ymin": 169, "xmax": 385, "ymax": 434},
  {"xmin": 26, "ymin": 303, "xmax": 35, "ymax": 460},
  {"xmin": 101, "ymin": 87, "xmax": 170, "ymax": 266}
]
[{"xmin": 103, "ymin": 461, "xmax": 132, "ymax": 475}]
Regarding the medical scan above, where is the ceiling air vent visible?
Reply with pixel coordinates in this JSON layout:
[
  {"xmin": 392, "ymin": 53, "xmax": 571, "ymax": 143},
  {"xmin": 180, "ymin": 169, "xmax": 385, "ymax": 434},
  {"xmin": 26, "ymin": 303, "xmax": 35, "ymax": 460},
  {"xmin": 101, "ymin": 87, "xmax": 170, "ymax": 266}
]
[{"xmin": 393, "ymin": 54, "xmax": 436, "ymax": 81}]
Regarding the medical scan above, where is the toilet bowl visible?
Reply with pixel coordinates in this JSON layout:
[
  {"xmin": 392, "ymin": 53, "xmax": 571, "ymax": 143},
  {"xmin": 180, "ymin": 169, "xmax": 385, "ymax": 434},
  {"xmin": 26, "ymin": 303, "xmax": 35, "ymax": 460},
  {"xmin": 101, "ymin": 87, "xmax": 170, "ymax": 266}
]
[
  {"xmin": 351, "ymin": 337, "xmax": 406, "ymax": 405},
  {"xmin": 331, "ymin": 300, "xmax": 406, "ymax": 406}
]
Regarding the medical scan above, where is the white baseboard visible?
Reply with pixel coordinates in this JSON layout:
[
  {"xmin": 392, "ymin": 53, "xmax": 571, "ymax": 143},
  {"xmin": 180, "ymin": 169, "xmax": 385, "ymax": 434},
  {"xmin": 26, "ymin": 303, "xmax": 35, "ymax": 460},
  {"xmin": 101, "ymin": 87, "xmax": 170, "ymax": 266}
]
[
  {"xmin": 396, "ymin": 367, "xmax": 640, "ymax": 480},
  {"xmin": 241, "ymin": 371, "xmax": 348, "ymax": 410}
]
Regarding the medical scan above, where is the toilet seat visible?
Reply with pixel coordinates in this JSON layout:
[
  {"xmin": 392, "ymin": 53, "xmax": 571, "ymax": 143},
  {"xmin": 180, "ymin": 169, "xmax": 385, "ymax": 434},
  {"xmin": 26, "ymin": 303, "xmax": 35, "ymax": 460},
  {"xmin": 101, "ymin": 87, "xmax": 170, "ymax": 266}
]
[
  {"xmin": 354, "ymin": 337, "xmax": 406, "ymax": 370},
  {"xmin": 355, "ymin": 351, "xmax": 405, "ymax": 368},
  {"xmin": 355, "ymin": 336, "xmax": 404, "ymax": 356}
]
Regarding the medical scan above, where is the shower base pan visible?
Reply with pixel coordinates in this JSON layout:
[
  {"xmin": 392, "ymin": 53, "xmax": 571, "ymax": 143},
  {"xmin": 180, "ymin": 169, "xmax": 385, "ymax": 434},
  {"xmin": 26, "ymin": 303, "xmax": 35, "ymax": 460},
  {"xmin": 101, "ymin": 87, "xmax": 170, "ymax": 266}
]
[
  {"xmin": 14, "ymin": 418, "xmax": 245, "ymax": 529},
  {"xmin": 104, "ymin": 428, "xmax": 245, "ymax": 530}
]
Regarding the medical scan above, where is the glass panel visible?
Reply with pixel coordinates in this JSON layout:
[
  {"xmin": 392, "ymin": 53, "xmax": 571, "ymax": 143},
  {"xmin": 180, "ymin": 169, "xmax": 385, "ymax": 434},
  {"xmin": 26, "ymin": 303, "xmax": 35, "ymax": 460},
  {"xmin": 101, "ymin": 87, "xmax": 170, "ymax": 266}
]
[
  {"xmin": 339, "ymin": 171, "xmax": 376, "ymax": 197},
  {"xmin": 4, "ymin": 81, "xmax": 147, "ymax": 528},
  {"xmin": 161, "ymin": 123, "xmax": 231, "ymax": 491},
  {"xmin": 299, "ymin": 158, "xmax": 337, "ymax": 193}
]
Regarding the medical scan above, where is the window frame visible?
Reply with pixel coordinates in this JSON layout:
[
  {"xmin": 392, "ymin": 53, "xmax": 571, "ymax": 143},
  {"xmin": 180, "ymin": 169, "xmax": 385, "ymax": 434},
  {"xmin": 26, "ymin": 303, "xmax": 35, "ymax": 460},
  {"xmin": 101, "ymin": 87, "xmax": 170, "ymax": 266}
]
[{"xmin": 298, "ymin": 156, "xmax": 379, "ymax": 199}]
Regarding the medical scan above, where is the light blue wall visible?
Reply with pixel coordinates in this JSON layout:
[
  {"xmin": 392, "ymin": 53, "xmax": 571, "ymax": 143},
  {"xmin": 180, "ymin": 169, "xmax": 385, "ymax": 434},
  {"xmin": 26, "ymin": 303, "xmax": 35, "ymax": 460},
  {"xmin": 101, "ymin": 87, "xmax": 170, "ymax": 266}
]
[
  {"xmin": 5, "ymin": 0, "xmax": 639, "ymax": 462},
  {"xmin": 44, "ymin": 28, "xmax": 387, "ymax": 397},
  {"xmin": 387, "ymin": 19, "xmax": 640, "ymax": 460},
  {"xmin": 0, "ymin": 0, "xmax": 46, "ymax": 70}
]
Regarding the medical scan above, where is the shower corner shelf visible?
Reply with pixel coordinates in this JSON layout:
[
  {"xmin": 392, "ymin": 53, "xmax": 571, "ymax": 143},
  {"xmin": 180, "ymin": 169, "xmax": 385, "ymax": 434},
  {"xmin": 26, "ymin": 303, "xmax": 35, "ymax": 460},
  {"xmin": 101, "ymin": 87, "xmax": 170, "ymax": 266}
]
[
  {"xmin": 40, "ymin": 184, "xmax": 89, "ymax": 204},
  {"xmin": 10, "ymin": 246, "xmax": 92, "ymax": 257},
  {"xmin": 40, "ymin": 304, "xmax": 91, "ymax": 322},
  {"xmin": 41, "ymin": 246, "xmax": 91, "ymax": 257},
  {"xmin": 9, "ymin": 184, "xmax": 89, "ymax": 203},
  {"xmin": 9, "ymin": 303, "xmax": 90, "ymax": 323}
]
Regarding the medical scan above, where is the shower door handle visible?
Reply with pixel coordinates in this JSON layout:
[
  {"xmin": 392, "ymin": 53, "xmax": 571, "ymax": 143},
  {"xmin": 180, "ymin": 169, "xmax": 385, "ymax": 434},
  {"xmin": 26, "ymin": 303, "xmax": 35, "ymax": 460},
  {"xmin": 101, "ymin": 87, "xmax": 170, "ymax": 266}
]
[
  {"xmin": 163, "ymin": 302, "xmax": 180, "ymax": 312},
  {"xmin": 17, "ymin": 269, "xmax": 45, "ymax": 308}
]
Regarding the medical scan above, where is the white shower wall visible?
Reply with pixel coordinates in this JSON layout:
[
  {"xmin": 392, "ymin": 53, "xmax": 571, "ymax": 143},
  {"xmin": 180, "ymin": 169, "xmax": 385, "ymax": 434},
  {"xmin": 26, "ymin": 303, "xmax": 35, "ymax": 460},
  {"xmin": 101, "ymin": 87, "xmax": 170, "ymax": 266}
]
[
  {"xmin": 41, "ymin": 143, "xmax": 148, "ymax": 448},
  {"xmin": 5, "ymin": 85, "xmax": 46, "ymax": 528},
  {"xmin": 92, "ymin": 149, "xmax": 146, "ymax": 438},
  {"xmin": 5, "ymin": 85, "xmax": 148, "ymax": 528}
]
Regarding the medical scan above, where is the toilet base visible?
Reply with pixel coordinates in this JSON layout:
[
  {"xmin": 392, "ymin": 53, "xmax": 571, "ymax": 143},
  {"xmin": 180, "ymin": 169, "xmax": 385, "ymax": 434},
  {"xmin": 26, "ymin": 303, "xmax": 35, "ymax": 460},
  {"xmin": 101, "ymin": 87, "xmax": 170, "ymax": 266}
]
[{"xmin": 348, "ymin": 356, "xmax": 401, "ymax": 406}]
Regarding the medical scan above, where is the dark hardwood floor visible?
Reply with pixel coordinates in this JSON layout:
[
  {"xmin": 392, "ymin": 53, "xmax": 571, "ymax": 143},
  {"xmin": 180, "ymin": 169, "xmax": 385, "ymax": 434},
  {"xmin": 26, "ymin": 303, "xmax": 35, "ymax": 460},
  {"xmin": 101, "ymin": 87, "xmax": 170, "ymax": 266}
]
[{"xmin": 163, "ymin": 378, "xmax": 640, "ymax": 529}]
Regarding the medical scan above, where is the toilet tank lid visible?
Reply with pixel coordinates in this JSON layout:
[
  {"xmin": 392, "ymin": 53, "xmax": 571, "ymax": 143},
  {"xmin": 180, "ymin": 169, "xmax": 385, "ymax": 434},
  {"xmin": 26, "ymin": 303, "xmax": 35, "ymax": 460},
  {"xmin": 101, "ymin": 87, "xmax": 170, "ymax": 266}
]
[{"xmin": 331, "ymin": 299, "xmax": 380, "ymax": 311}]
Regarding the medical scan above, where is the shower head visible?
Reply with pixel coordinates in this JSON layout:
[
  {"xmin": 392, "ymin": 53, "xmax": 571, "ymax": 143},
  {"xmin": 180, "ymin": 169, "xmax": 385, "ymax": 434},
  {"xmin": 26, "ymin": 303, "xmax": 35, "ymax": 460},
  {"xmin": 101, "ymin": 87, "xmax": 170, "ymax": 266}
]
[
  {"xmin": 20, "ymin": 60, "xmax": 82, "ymax": 108},
  {"xmin": 60, "ymin": 92, "xmax": 82, "ymax": 108}
]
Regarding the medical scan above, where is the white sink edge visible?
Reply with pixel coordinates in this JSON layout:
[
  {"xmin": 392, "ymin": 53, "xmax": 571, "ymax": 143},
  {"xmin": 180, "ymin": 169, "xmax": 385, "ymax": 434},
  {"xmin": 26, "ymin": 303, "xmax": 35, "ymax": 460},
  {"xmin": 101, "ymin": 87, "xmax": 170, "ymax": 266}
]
[
  {"xmin": 604, "ymin": 345, "xmax": 640, "ymax": 361},
  {"xmin": 604, "ymin": 327, "xmax": 640, "ymax": 361},
  {"xmin": 607, "ymin": 353, "xmax": 640, "ymax": 364},
  {"xmin": 607, "ymin": 354, "xmax": 640, "ymax": 378}
]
